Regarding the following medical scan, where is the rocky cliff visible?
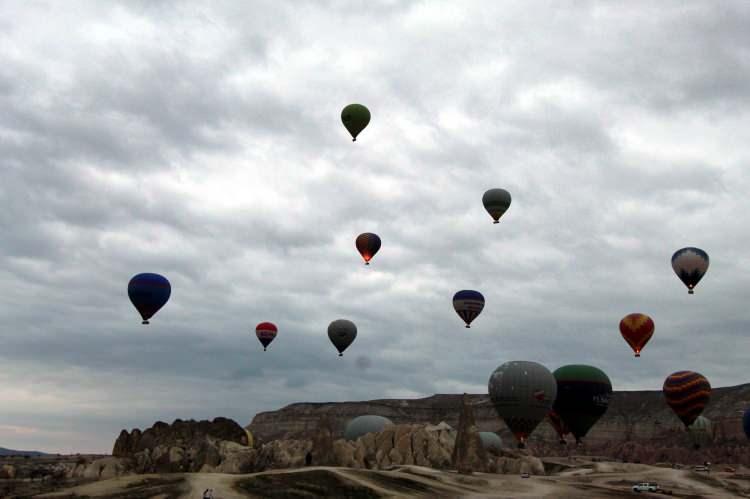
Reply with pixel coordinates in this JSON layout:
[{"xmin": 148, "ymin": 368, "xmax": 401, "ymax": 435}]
[{"xmin": 247, "ymin": 383, "xmax": 750, "ymax": 464}]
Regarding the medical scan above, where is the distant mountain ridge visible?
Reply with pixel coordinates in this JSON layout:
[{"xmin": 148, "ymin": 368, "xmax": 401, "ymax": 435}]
[
  {"xmin": 247, "ymin": 383, "xmax": 750, "ymax": 454},
  {"xmin": 0, "ymin": 447, "xmax": 50, "ymax": 457}
]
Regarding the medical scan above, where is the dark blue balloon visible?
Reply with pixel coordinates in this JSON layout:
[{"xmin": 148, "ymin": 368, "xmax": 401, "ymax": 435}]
[
  {"xmin": 453, "ymin": 290, "xmax": 485, "ymax": 328},
  {"xmin": 744, "ymin": 407, "xmax": 750, "ymax": 440},
  {"xmin": 128, "ymin": 273, "xmax": 171, "ymax": 324}
]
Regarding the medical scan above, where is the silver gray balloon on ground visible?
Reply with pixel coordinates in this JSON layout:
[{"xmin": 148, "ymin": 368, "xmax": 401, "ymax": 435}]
[
  {"xmin": 482, "ymin": 188, "xmax": 512, "ymax": 223},
  {"xmin": 488, "ymin": 361, "xmax": 557, "ymax": 448},
  {"xmin": 344, "ymin": 415, "xmax": 393, "ymax": 441},
  {"xmin": 328, "ymin": 319, "xmax": 357, "ymax": 356},
  {"xmin": 478, "ymin": 432, "xmax": 503, "ymax": 453},
  {"xmin": 687, "ymin": 415, "xmax": 713, "ymax": 449}
]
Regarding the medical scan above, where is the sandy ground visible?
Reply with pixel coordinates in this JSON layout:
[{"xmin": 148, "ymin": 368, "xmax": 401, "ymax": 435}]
[{"xmin": 35, "ymin": 461, "xmax": 750, "ymax": 498}]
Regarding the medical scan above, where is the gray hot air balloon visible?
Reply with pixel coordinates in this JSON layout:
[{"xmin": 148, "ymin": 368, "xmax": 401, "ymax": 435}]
[
  {"xmin": 328, "ymin": 319, "xmax": 357, "ymax": 356},
  {"xmin": 687, "ymin": 415, "xmax": 713, "ymax": 449},
  {"xmin": 344, "ymin": 415, "xmax": 393, "ymax": 441},
  {"xmin": 488, "ymin": 361, "xmax": 557, "ymax": 448},
  {"xmin": 478, "ymin": 432, "xmax": 503, "ymax": 454},
  {"xmin": 482, "ymin": 188, "xmax": 512, "ymax": 224}
]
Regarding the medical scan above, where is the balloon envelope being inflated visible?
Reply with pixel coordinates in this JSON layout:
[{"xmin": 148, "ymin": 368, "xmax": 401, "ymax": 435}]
[
  {"xmin": 128, "ymin": 273, "xmax": 171, "ymax": 324},
  {"xmin": 341, "ymin": 104, "xmax": 370, "ymax": 141},
  {"xmin": 328, "ymin": 319, "xmax": 357, "ymax": 356},
  {"xmin": 663, "ymin": 371, "xmax": 711, "ymax": 428},
  {"xmin": 488, "ymin": 361, "xmax": 557, "ymax": 448},
  {"xmin": 671, "ymin": 247, "xmax": 709, "ymax": 294},
  {"xmin": 478, "ymin": 432, "xmax": 503, "ymax": 453},
  {"xmin": 482, "ymin": 188, "xmax": 512, "ymax": 223},
  {"xmin": 344, "ymin": 415, "xmax": 393, "ymax": 441},
  {"xmin": 552, "ymin": 365, "xmax": 612, "ymax": 444},
  {"xmin": 687, "ymin": 415, "xmax": 713, "ymax": 449}
]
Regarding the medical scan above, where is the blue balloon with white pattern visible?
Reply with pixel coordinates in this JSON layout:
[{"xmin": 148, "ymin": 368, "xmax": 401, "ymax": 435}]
[{"xmin": 453, "ymin": 290, "xmax": 485, "ymax": 328}]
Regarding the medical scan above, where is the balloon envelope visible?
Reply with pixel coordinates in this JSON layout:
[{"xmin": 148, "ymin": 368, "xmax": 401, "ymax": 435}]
[
  {"xmin": 482, "ymin": 188, "xmax": 512, "ymax": 223},
  {"xmin": 663, "ymin": 371, "xmax": 711, "ymax": 427},
  {"xmin": 552, "ymin": 365, "xmax": 612, "ymax": 443},
  {"xmin": 687, "ymin": 415, "xmax": 713, "ymax": 449},
  {"xmin": 488, "ymin": 361, "xmax": 557, "ymax": 448},
  {"xmin": 344, "ymin": 415, "xmax": 393, "ymax": 441},
  {"xmin": 341, "ymin": 104, "xmax": 370, "ymax": 141},
  {"xmin": 619, "ymin": 313, "xmax": 655, "ymax": 357},
  {"xmin": 672, "ymin": 247, "xmax": 709, "ymax": 294},
  {"xmin": 356, "ymin": 233, "xmax": 381, "ymax": 265},
  {"xmin": 453, "ymin": 290, "xmax": 485, "ymax": 328},
  {"xmin": 328, "ymin": 319, "xmax": 357, "ymax": 356},
  {"xmin": 743, "ymin": 408, "xmax": 750, "ymax": 440},
  {"xmin": 478, "ymin": 432, "xmax": 503, "ymax": 453},
  {"xmin": 256, "ymin": 322, "xmax": 278, "ymax": 351},
  {"xmin": 128, "ymin": 273, "xmax": 171, "ymax": 324}
]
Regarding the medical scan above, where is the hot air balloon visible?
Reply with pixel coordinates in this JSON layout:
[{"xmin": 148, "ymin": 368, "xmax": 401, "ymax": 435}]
[
  {"xmin": 547, "ymin": 409, "xmax": 570, "ymax": 445},
  {"xmin": 672, "ymin": 247, "xmax": 709, "ymax": 294},
  {"xmin": 341, "ymin": 104, "xmax": 370, "ymax": 141},
  {"xmin": 663, "ymin": 371, "xmax": 711, "ymax": 428},
  {"xmin": 687, "ymin": 415, "xmax": 713, "ymax": 449},
  {"xmin": 328, "ymin": 319, "xmax": 357, "ymax": 356},
  {"xmin": 552, "ymin": 365, "xmax": 612, "ymax": 444},
  {"xmin": 453, "ymin": 290, "xmax": 484, "ymax": 328},
  {"xmin": 482, "ymin": 188, "xmax": 512, "ymax": 224},
  {"xmin": 488, "ymin": 361, "xmax": 557, "ymax": 448},
  {"xmin": 355, "ymin": 233, "xmax": 381, "ymax": 265},
  {"xmin": 619, "ymin": 313, "xmax": 655, "ymax": 357},
  {"xmin": 743, "ymin": 408, "xmax": 750, "ymax": 440},
  {"xmin": 344, "ymin": 415, "xmax": 393, "ymax": 441},
  {"xmin": 255, "ymin": 322, "xmax": 277, "ymax": 351},
  {"xmin": 128, "ymin": 273, "xmax": 171, "ymax": 324},
  {"xmin": 478, "ymin": 432, "xmax": 503, "ymax": 454}
]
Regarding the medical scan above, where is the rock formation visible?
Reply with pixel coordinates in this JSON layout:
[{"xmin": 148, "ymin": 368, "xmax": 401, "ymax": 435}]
[
  {"xmin": 309, "ymin": 416, "xmax": 336, "ymax": 466},
  {"xmin": 247, "ymin": 383, "xmax": 750, "ymax": 464},
  {"xmin": 112, "ymin": 417, "xmax": 252, "ymax": 473},
  {"xmin": 451, "ymin": 394, "xmax": 487, "ymax": 474}
]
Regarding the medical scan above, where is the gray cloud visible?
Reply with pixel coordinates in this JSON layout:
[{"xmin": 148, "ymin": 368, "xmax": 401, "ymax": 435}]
[{"xmin": 1, "ymin": 1, "xmax": 749, "ymax": 453}]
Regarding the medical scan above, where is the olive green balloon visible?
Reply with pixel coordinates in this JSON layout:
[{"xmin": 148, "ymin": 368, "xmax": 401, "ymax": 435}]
[
  {"xmin": 341, "ymin": 104, "xmax": 371, "ymax": 141},
  {"xmin": 482, "ymin": 188, "xmax": 512, "ymax": 223}
]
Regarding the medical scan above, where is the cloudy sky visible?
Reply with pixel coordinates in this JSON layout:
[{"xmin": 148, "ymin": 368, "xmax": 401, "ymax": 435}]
[{"xmin": 1, "ymin": 1, "xmax": 749, "ymax": 454}]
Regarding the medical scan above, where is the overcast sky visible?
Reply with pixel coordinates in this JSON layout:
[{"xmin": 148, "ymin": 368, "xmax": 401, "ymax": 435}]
[{"xmin": 1, "ymin": 1, "xmax": 749, "ymax": 454}]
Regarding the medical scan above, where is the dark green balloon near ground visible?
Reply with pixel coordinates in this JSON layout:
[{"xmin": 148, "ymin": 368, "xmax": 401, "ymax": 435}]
[
  {"xmin": 341, "ymin": 104, "xmax": 371, "ymax": 141},
  {"xmin": 552, "ymin": 365, "xmax": 612, "ymax": 444}
]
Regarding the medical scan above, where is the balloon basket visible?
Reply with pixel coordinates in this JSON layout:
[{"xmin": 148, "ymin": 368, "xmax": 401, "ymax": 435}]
[
  {"xmin": 634, "ymin": 353, "xmax": 640, "ymax": 357},
  {"xmin": 493, "ymin": 220, "xmax": 499, "ymax": 224},
  {"xmin": 142, "ymin": 320, "xmax": 149, "ymax": 325},
  {"xmin": 465, "ymin": 325, "xmax": 470, "ymax": 329},
  {"xmin": 339, "ymin": 353, "xmax": 343, "ymax": 357},
  {"xmin": 688, "ymin": 289, "xmax": 694, "ymax": 294}
]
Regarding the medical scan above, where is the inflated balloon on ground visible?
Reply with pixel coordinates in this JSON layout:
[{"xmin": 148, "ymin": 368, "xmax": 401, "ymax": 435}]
[
  {"xmin": 552, "ymin": 365, "xmax": 612, "ymax": 444},
  {"xmin": 488, "ymin": 361, "xmax": 557, "ymax": 448},
  {"xmin": 663, "ymin": 371, "xmax": 711, "ymax": 427}
]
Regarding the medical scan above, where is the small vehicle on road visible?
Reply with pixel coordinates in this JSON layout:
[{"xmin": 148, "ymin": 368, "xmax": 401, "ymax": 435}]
[
  {"xmin": 632, "ymin": 482, "xmax": 658, "ymax": 493},
  {"xmin": 520, "ymin": 472, "xmax": 530, "ymax": 478}
]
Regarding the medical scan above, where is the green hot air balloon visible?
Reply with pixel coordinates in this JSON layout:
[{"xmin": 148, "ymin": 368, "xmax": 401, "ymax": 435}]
[
  {"xmin": 328, "ymin": 319, "xmax": 357, "ymax": 356},
  {"xmin": 341, "ymin": 104, "xmax": 370, "ymax": 141},
  {"xmin": 488, "ymin": 361, "xmax": 557, "ymax": 449},
  {"xmin": 482, "ymin": 189, "xmax": 512, "ymax": 224},
  {"xmin": 344, "ymin": 415, "xmax": 393, "ymax": 441},
  {"xmin": 552, "ymin": 365, "xmax": 612, "ymax": 445},
  {"xmin": 687, "ymin": 415, "xmax": 713, "ymax": 449}
]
